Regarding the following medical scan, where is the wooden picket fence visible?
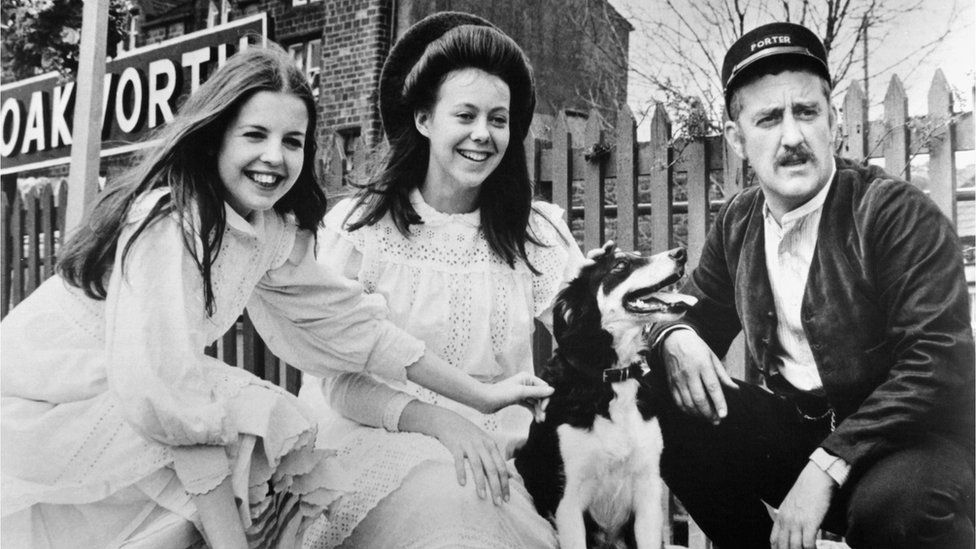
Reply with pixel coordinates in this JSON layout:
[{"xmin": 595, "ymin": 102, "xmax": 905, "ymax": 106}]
[
  {"xmin": 1, "ymin": 183, "xmax": 66, "ymax": 318},
  {"xmin": 1, "ymin": 69, "xmax": 972, "ymax": 549}
]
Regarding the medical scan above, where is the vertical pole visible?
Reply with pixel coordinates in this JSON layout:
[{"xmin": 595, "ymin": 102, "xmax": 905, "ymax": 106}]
[
  {"xmin": 842, "ymin": 82, "xmax": 867, "ymax": 160},
  {"xmin": 65, "ymin": 0, "xmax": 110, "ymax": 234},
  {"xmin": 927, "ymin": 70, "xmax": 957, "ymax": 222},
  {"xmin": 615, "ymin": 105, "xmax": 638, "ymax": 250},
  {"xmin": 583, "ymin": 110, "xmax": 605, "ymax": 252},
  {"xmin": 862, "ymin": 15, "xmax": 869, "ymax": 117},
  {"xmin": 551, "ymin": 112, "xmax": 573, "ymax": 217},
  {"xmin": 883, "ymin": 76, "xmax": 910, "ymax": 180},
  {"xmin": 649, "ymin": 103, "xmax": 673, "ymax": 254}
]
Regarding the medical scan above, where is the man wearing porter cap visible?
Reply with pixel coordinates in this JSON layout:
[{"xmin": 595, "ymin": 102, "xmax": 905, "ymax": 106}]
[{"xmin": 648, "ymin": 22, "xmax": 974, "ymax": 548}]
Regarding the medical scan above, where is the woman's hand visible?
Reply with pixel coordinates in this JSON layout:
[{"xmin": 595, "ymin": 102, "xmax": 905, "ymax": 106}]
[
  {"xmin": 476, "ymin": 372, "xmax": 554, "ymax": 415},
  {"xmin": 401, "ymin": 402, "xmax": 511, "ymax": 505},
  {"xmin": 404, "ymin": 353, "xmax": 552, "ymax": 416}
]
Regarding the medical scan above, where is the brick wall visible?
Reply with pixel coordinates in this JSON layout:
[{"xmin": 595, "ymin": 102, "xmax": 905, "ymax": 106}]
[
  {"xmin": 399, "ymin": 0, "xmax": 631, "ymax": 126},
  {"xmin": 319, "ymin": 0, "xmax": 391, "ymax": 149}
]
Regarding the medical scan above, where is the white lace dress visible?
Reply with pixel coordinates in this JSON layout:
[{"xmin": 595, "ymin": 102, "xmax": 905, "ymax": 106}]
[
  {"xmin": 1, "ymin": 188, "xmax": 425, "ymax": 549},
  {"xmin": 299, "ymin": 190, "xmax": 584, "ymax": 548}
]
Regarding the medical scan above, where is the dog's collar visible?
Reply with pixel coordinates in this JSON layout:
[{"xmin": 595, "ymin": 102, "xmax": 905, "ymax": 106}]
[{"xmin": 602, "ymin": 357, "xmax": 649, "ymax": 384}]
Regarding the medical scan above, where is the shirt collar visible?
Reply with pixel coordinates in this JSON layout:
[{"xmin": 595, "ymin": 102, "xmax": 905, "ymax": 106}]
[
  {"xmin": 409, "ymin": 187, "xmax": 481, "ymax": 228},
  {"xmin": 224, "ymin": 202, "xmax": 265, "ymax": 237},
  {"xmin": 763, "ymin": 161, "xmax": 836, "ymax": 227}
]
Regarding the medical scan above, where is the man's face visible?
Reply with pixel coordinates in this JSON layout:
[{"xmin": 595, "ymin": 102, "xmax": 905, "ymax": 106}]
[{"xmin": 725, "ymin": 70, "xmax": 836, "ymax": 219}]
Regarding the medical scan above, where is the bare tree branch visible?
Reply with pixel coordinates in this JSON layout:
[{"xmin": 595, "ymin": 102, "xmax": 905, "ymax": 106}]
[{"xmin": 595, "ymin": 0, "xmax": 966, "ymax": 137}]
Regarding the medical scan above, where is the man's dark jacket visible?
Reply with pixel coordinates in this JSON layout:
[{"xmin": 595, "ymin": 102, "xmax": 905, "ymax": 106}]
[{"xmin": 673, "ymin": 156, "xmax": 974, "ymax": 471}]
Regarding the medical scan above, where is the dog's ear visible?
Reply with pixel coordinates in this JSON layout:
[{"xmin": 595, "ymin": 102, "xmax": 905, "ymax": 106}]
[{"xmin": 553, "ymin": 280, "xmax": 608, "ymax": 348}]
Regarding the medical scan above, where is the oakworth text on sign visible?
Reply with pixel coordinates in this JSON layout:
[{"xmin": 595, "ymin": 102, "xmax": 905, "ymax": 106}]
[{"xmin": 0, "ymin": 14, "xmax": 267, "ymax": 175}]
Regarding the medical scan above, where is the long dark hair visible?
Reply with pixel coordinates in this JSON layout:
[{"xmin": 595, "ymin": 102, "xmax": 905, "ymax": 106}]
[
  {"xmin": 348, "ymin": 25, "xmax": 547, "ymax": 273},
  {"xmin": 57, "ymin": 44, "xmax": 326, "ymax": 315}
]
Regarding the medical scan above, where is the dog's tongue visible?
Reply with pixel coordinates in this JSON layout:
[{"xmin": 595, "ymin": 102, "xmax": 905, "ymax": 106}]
[{"xmin": 652, "ymin": 293, "xmax": 697, "ymax": 308}]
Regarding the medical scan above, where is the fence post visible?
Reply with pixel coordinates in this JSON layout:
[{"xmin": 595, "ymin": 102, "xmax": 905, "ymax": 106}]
[
  {"xmin": 551, "ymin": 112, "xmax": 573, "ymax": 216},
  {"xmin": 583, "ymin": 110, "xmax": 606, "ymax": 251},
  {"xmin": 10, "ymin": 191, "xmax": 24, "ymax": 308},
  {"xmin": 1, "ymin": 191, "xmax": 10, "ymax": 318},
  {"xmin": 242, "ymin": 311, "xmax": 263, "ymax": 377},
  {"xmin": 56, "ymin": 180, "xmax": 68, "ymax": 246},
  {"xmin": 40, "ymin": 184, "xmax": 57, "ymax": 281},
  {"xmin": 25, "ymin": 189, "xmax": 40, "ymax": 295},
  {"xmin": 649, "ymin": 103, "xmax": 673, "ymax": 253},
  {"xmin": 685, "ymin": 140, "xmax": 710, "ymax": 267},
  {"xmin": 222, "ymin": 324, "xmax": 238, "ymax": 366},
  {"xmin": 264, "ymin": 345, "xmax": 280, "ymax": 386},
  {"xmin": 843, "ymin": 81, "xmax": 868, "ymax": 161},
  {"xmin": 284, "ymin": 365, "xmax": 302, "ymax": 396},
  {"xmin": 927, "ymin": 69, "xmax": 957, "ymax": 223},
  {"xmin": 884, "ymin": 75, "xmax": 910, "ymax": 180},
  {"xmin": 615, "ymin": 106, "xmax": 638, "ymax": 250}
]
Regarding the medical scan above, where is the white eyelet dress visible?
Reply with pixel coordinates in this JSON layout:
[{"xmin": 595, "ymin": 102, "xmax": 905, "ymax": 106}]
[
  {"xmin": 299, "ymin": 190, "xmax": 585, "ymax": 549},
  {"xmin": 1, "ymin": 188, "xmax": 425, "ymax": 549}
]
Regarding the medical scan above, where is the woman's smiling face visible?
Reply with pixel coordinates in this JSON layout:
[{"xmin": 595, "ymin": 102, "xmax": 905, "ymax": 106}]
[
  {"xmin": 414, "ymin": 68, "xmax": 511, "ymax": 212},
  {"xmin": 217, "ymin": 90, "xmax": 309, "ymax": 219}
]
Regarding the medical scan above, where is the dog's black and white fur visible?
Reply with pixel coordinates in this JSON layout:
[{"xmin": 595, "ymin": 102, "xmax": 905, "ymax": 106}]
[{"xmin": 515, "ymin": 244, "xmax": 694, "ymax": 549}]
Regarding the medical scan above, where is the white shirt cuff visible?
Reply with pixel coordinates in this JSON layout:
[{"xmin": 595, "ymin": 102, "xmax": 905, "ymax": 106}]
[
  {"xmin": 653, "ymin": 324, "xmax": 695, "ymax": 347},
  {"xmin": 809, "ymin": 447, "xmax": 851, "ymax": 487},
  {"xmin": 381, "ymin": 392, "xmax": 416, "ymax": 432}
]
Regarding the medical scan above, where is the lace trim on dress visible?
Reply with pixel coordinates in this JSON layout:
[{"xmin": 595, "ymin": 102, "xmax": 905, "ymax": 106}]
[{"xmin": 301, "ymin": 430, "xmax": 451, "ymax": 549}]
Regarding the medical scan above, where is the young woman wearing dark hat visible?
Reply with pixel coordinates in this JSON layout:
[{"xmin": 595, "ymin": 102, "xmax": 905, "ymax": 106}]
[{"xmin": 298, "ymin": 12, "xmax": 582, "ymax": 548}]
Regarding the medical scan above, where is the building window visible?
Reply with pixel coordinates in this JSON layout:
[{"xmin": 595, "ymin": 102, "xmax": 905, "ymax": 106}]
[
  {"xmin": 142, "ymin": 20, "xmax": 186, "ymax": 45},
  {"xmin": 287, "ymin": 39, "xmax": 322, "ymax": 97},
  {"xmin": 337, "ymin": 127, "xmax": 361, "ymax": 180},
  {"xmin": 292, "ymin": 0, "xmax": 321, "ymax": 6}
]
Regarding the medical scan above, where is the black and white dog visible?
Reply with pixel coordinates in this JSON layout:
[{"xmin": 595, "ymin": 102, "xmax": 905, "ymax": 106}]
[{"xmin": 515, "ymin": 243, "xmax": 694, "ymax": 549}]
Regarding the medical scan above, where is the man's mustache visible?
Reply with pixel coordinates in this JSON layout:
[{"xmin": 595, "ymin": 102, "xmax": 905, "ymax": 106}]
[{"xmin": 776, "ymin": 147, "xmax": 814, "ymax": 166}]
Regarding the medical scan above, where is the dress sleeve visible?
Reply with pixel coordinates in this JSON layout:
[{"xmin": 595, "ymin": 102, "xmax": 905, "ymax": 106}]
[
  {"xmin": 317, "ymin": 198, "xmax": 363, "ymax": 281},
  {"xmin": 323, "ymin": 372, "xmax": 416, "ymax": 431},
  {"xmin": 104, "ymin": 197, "xmax": 236, "ymax": 450},
  {"xmin": 246, "ymin": 225, "xmax": 425, "ymax": 384},
  {"xmin": 530, "ymin": 202, "xmax": 586, "ymax": 332},
  {"xmin": 296, "ymin": 200, "xmax": 419, "ymax": 431}
]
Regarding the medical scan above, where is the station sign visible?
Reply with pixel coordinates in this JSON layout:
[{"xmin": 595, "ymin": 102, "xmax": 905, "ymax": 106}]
[{"xmin": 1, "ymin": 13, "xmax": 267, "ymax": 175}]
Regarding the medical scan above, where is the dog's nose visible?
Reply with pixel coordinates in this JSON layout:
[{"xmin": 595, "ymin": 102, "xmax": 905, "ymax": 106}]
[{"xmin": 669, "ymin": 247, "xmax": 687, "ymax": 264}]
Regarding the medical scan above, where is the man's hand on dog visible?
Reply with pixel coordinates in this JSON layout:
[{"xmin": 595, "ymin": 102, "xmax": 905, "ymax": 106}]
[
  {"xmin": 770, "ymin": 462, "xmax": 835, "ymax": 549},
  {"xmin": 661, "ymin": 328, "xmax": 737, "ymax": 424}
]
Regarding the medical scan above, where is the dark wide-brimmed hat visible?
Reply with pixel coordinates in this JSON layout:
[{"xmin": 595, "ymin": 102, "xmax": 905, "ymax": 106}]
[
  {"xmin": 378, "ymin": 11, "xmax": 536, "ymax": 141},
  {"xmin": 722, "ymin": 22, "xmax": 831, "ymax": 115}
]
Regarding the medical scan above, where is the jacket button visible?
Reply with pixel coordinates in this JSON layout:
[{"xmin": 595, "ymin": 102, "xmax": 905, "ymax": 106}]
[
  {"xmin": 761, "ymin": 337, "xmax": 770, "ymax": 345},
  {"xmin": 767, "ymin": 311, "xmax": 775, "ymax": 318},
  {"xmin": 812, "ymin": 343, "xmax": 822, "ymax": 350}
]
